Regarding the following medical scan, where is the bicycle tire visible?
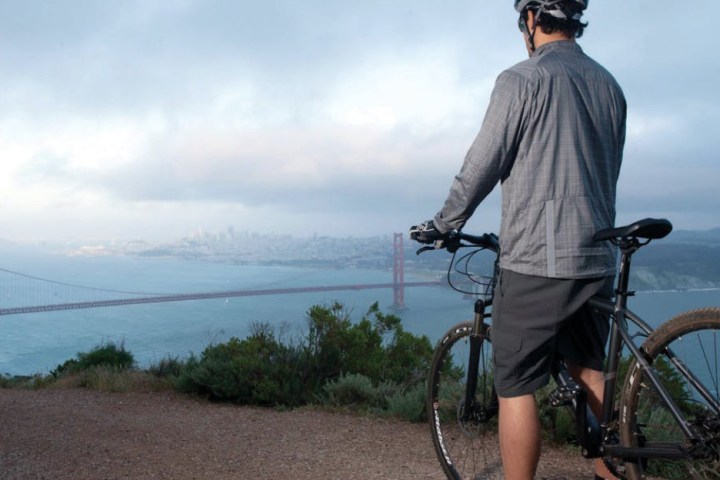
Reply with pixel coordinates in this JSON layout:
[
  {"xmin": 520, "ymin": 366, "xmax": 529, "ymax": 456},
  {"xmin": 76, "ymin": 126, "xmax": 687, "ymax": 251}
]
[
  {"xmin": 619, "ymin": 307, "xmax": 720, "ymax": 480},
  {"xmin": 427, "ymin": 321, "xmax": 502, "ymax": 479}
]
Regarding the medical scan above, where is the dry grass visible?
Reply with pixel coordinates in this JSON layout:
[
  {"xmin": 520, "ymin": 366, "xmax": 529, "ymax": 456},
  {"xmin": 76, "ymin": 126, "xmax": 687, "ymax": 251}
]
[{"xmin": 49, "ymin": 367, "xmax": 175, "ymax": 393}]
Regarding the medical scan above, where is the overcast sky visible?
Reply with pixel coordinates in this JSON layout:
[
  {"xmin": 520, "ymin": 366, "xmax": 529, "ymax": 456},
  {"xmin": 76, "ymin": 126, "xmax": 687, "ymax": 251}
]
[{"xmin": 1, "ymin": 0, "xmax": 717, "ymax": 242}]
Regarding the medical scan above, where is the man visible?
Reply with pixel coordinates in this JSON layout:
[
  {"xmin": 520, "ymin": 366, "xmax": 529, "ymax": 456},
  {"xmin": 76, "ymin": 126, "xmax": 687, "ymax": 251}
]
[{"xmin": 411, "ymin": 1, "xmax": 625, "ymax": 479}]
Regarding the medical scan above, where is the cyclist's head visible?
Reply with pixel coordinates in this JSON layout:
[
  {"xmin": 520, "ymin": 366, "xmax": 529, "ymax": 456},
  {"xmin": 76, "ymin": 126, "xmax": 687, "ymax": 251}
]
[{"xmin": 515, "ymin": 0, "xmax": 588, "ymax": 41}]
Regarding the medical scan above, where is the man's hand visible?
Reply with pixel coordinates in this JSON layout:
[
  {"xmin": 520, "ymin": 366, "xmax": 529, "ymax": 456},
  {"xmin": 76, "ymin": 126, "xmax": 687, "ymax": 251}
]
[{"xmin": 409, "ymin": 220, "xmax": 447, "ymax": 244}]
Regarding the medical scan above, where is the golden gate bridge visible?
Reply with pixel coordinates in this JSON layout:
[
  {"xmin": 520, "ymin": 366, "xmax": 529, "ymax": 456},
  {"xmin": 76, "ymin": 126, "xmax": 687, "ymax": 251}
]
[{"xmin": 0, "ymin": 234, "xmax": 440, "ymax": 316}]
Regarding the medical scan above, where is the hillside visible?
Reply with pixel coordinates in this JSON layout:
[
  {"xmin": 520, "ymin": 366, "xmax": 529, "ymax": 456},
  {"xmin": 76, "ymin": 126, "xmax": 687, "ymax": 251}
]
[
  {"xmin": 630, "ymin": 242, "xmax": 720, "ymax": 291},
  {"xmin": 408, "ymin": 230, "xmax": 720, "ymax": 292},
  {"xmin": 668, "ymin": 227, "xmax": 720, "ymax": 244}
]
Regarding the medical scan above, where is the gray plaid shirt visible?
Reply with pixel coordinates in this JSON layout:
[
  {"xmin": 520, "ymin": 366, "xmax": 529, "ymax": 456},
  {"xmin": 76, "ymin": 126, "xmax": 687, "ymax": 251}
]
[{"xmin": 434, "ymin": 40, "xmax": 626, "ymax": 279}]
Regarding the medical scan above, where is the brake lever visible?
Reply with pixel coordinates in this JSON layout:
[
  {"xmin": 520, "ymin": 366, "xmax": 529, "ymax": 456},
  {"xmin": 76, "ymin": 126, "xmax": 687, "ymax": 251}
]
[
  {"xmin": 415, "ymin": 239, "xmax": 446, "ymax": 255},
  {"xmin": 415, "ymin": 245, "xmax": 435, "ymax": 255}
]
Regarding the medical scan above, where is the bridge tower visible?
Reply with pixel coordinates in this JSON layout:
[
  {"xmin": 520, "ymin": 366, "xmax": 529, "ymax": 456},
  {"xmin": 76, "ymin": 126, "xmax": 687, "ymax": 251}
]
[{"xmin": 392, "ymin": 233, "xmax": 405, "ymax": 310}]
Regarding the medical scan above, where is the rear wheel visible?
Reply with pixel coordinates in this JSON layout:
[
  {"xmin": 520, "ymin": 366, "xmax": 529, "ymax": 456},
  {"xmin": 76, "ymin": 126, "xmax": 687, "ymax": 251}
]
[
  {"xmin": 619, "ymin": 308, "xmax": 720, "ymax": 480},
  {"xmin": 427, "ymin": 321, "xmax": 501, "ymax": 479}
]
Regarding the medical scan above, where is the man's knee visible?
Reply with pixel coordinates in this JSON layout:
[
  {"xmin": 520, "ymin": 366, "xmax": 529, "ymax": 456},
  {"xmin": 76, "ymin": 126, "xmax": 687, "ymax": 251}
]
[
  {"xmin": 498, "ymin": 393, "xmax": 539, "ymax": 417},
  {"xmin": 565, "ymin": 361, "xmax": 604, "ymax": 389}
]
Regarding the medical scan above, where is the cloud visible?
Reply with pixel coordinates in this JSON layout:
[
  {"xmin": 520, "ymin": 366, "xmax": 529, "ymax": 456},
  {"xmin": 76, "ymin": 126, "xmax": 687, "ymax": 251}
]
[
  {"xmin": 81, "ymin": 122, "xmax": 470, "ymax": 210},
  {"xmin": 0, "ymin": 0, "xmax": 718, "ymax": 240}
]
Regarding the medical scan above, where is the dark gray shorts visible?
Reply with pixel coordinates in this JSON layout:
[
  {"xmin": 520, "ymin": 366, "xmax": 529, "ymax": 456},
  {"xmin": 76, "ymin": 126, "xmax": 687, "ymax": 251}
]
[{"xmin": 491, "ymin": 269, "xmax": 614, "ymax": 398}]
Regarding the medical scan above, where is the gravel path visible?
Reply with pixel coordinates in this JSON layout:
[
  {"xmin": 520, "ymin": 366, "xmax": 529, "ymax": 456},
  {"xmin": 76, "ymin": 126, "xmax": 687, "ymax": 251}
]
[{"xmin": 0, "ymin": 389, "xmax": 596, "ymax": 479}]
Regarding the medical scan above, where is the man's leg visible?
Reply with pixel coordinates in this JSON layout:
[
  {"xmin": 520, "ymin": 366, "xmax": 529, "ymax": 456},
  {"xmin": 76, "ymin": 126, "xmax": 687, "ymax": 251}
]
[
  {"xmin": 498, "ymin": 393, "xmax": 541, "ymax": 480},
  {"xmin": 566, "ymin": 362, "xmax": 618, "ymax": 480}
]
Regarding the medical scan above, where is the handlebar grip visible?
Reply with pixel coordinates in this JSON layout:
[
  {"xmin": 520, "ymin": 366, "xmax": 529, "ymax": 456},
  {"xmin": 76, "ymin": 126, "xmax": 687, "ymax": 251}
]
[
  {"xmin": 413, "ymin": 231, "xmax": 499, "ymax": 254},
  {"xmin": 456, "ymin": 232, "xmax": 499, "ymax": 251}
]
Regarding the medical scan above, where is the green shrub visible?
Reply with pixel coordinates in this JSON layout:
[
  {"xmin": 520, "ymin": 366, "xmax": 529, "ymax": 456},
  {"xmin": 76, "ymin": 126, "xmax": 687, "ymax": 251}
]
[
  {"xmin": 176, "ymin": 328, "xmax": 304, "ymax": 406},
  {"xmin": 51, "ymin": 359, "xmax": 78, "ymax": 378},
  {"xmin": 0, "ymin": 374, "xmax": 18, "ymax": 388},
  {"xmin": 148, "ymin": 355, "xmax": 185, "ymax": 378},
  {"xmin": 0, "ymin": 373, "xmax": 54, "ymax": 389},
  {"xmin": 302, "ymin": 302, "xmax": 433, "ymax": 389},
  {"xmin": 385, "ymin": 382, "xmax": 426, "ymax": 422},
  {"xmin": 301, "ymin": 302, "xmax": 378, "ymax": 391},
  {"xmin": 322, "ymin": 373, "xmax": 378, "ymax": 408},
  {"xmin": 382, "ymin": 325, "xmax": 434, "ymax": 385},
  {"xmin": 372, "ymin": 380, "xmax": 401, "ymax": 410},
  {"xmin": 76, "ymin": 341, "xmax": 134, "ymax": 370},
  {"xmin": 321, "ymin": 374, "xmax": 426, "ymax": 421},
  {"xmin": 52, "ymin": 341, "xmax": 135, "ymax": 377},
  {"xmin": 173, "ymin": 301, "xmax": 434, "ymax": 410}
]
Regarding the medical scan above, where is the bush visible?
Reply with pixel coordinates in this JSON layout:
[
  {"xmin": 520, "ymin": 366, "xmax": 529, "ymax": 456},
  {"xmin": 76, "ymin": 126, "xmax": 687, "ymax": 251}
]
[
  {"xmin": 301, "ymin": 302, "xmax": 379, "ymax": 392},
  {"xmin": 76, "ymin": 341, "xmax": 135, "ymax": 370},
  {"xmin": 385, "ymin": 382, "xmax": 426, "ymax": 422},
  {"xmin": 0, "ymin": 373, "xmax": 54, "ymax": 390},
  {"xmin": 302, "ymin": 302, "xmax": 433, "ymax": 389},
  {"xmin": 176, "ymin": 329, "xmax": 304, "ymax": 406},
  {"xmin": 320, "ymin": 373, "xmax": 426, "ymax": 421},
  {"xmin": 23, "ymin": 303, "xmax": 433, "ymax": 416},
  {"xmin": 52, "ymin": 341, "xmax": 135, "ymax": 377},
  {"xmin": 174, "ymin": 301, "xmax": 434, "ymax": 410},
  {"xmin": 323, "ymin": 373, "xmax": 378, "ymax": 408},
  {"xmin": 148, "ymin": 355, "xmax": 185, "ymax": 378}
]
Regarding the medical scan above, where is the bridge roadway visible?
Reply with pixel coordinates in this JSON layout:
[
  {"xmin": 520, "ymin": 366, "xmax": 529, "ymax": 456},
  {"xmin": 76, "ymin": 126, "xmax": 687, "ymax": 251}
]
[{"xmin": 0, "ymin": 281, "xmax": 442, "ymax": 316}]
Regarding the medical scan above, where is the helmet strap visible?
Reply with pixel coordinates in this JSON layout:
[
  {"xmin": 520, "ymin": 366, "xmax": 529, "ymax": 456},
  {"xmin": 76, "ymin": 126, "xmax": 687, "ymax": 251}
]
[
  {"xmin": 528, "ymin": 22, "xmax": 538, "ymax": 52},
  {"xmin": 526, "ymin": 10, "xmax": 540, "ymax": 52}
]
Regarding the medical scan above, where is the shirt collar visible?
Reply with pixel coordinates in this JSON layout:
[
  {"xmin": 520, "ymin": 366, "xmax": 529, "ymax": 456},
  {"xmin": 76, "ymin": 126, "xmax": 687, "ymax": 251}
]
[{"xmin": 531, "ymin": 39, "xmax": 581, "ymax": 58}]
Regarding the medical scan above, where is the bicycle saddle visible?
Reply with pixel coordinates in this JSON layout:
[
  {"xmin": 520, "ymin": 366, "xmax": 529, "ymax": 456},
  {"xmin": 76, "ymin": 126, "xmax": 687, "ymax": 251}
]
[{"xmin": 593, "ymin": 218, "xmax": 673, "ymax": 242}]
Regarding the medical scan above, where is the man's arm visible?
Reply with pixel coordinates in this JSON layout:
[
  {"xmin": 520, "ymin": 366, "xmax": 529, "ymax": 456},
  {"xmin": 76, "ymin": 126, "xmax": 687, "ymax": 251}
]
[{"xmin": 433, "ymin": 69, "xmax": 528, "ymax": 233}]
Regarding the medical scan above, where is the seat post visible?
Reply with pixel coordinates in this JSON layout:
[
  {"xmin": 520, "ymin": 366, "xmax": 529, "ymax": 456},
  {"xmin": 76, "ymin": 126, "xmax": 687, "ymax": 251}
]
[
  {"xmin": 601, "ymin": 238, "xmax": 638, "ymax": 427},
  {"xmin": 614, "ymin": 238, "xmax": 640, "ymax": 306}
]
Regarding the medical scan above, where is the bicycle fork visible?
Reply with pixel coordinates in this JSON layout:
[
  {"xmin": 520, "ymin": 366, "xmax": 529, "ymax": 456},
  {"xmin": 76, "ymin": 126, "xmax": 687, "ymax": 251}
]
[{"xmin": 462, "ymin": 298, "xmax": 498, "ymax": 423}]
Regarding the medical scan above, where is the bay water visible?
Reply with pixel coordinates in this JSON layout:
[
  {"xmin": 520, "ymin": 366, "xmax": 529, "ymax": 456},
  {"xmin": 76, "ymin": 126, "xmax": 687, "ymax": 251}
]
[{"xmin": 1, "ymin": 245, "xmax": 719, "ymax": 377}]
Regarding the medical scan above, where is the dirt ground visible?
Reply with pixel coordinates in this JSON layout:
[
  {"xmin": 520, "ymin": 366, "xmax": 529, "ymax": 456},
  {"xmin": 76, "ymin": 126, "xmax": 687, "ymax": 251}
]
[{"xmin": 0, "ymin": 388, "xmax": 597, "ymax": 479}]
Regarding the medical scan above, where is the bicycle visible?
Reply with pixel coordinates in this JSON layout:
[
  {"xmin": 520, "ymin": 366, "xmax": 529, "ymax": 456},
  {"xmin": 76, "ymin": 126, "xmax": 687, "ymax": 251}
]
[{"xmin": 414, "ymin": 218, "xmax": 720, "ymax": 480}]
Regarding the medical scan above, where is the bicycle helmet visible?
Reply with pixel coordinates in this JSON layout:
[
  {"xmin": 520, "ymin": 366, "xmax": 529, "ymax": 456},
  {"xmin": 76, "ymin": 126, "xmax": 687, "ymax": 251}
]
[
  {"xmin": 514, "ymin": 0, "xmax": 588, "ymax": 21},
  {"xmin": 515, "ymin": 0, "xmax": 587, "ymax": 51}
]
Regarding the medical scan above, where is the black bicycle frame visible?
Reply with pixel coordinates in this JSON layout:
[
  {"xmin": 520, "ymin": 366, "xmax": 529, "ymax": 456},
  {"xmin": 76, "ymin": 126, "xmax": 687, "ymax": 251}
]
[
  {"xmin": 588, "ymin": 247, "xmax": 719, "ymax": 459},
  {"xmin": 448, "ymin": 233, "xmax": 718, "ymax": 461}
]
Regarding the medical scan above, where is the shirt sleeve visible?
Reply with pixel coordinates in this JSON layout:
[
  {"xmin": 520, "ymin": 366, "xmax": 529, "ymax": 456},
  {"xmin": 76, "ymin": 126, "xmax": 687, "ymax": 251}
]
[{"xmin": 433, "ymin": 69, "xmax": 528, "ymax": 233}]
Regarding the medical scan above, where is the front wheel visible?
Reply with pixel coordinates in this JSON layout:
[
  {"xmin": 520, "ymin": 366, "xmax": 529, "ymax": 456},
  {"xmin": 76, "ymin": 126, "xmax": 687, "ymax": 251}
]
[
  {"xmin": 427, "ymin": 321, "xmax": 501, "ymax": 479},
  {"xmin": 619, "ymin": 308, "xmax": 720, "ymax": 480}
]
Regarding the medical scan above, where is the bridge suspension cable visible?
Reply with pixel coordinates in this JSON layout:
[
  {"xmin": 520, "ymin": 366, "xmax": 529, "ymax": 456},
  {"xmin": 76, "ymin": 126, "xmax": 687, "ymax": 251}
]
[{"xmin": 0, "ymin": 267, "xmax": 167, "ymax": 296}]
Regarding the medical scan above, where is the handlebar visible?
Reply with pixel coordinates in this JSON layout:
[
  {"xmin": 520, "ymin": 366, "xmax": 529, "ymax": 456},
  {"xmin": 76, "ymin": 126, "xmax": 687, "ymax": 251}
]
[{"xmin": 415, "ymin": 231, "xmax": 499, "ymax": 255}]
